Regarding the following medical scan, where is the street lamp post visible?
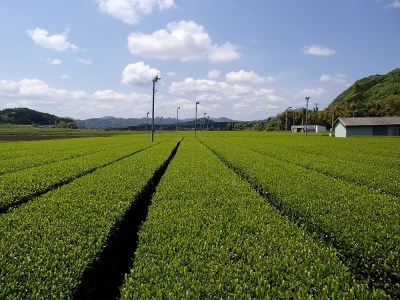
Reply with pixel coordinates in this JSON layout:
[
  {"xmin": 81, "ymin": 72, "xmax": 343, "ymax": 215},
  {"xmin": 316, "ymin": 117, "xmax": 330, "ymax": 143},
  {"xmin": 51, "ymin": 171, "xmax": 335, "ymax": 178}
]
[
  {"xmin": 293, "ymin": 110, "xmax": 295, "ymax": 126},
  {"xmin": 146, "ymin": 112, "xmax": 149, "ymax": 131},
  {"xmin": 203, "ymin": 113, "xmax": 206, "ymax": 130},
  {"xmin": 195, "ymin": 101, "xmax": 199, "ymax": 137},
  {"xmin": 285, "ymin": 106, "xmax": 292, "ymax": 133},
  {"xmin": 151, "ymin": 75, "xmax": 161, "ymax": 142},
  {"xmin": 176, "ymin": 107, "xmax": 180, "ymax": 132},
  {"xmin": 305, "ymin": 97, "xmax": 310, "ymax": 136}
]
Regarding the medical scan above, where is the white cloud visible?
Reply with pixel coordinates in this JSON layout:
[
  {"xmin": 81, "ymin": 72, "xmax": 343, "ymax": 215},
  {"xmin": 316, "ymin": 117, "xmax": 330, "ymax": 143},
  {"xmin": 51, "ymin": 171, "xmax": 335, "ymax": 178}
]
[
  {"xmin": 97, "ymin": 0, "xmax": 175, "ymax": 24},
  {"xmin": 226, "ymin": 69, "xmax": 275, "ymax": 84},
  {"xmin": 127, "ymin": 20, "xmax": 240, "ymax": 62},
  {"xmin": 320, "ymin": 73, "xmax": 347, "ymax": 84},
  {"xmin": 208, "ymin": 42, "xmax": 241, "ymax": 62},
  {"xmin": 121, "ymin": 62, "xmax": 160, "ymax": 86},
  {"xmin": 61, "ymin": 74, "xmax": 70, "ymax": 80},
  {"xmin": 78, "ymin": 58, "xmax": 93, "ymax": 65},
  {"xmin": 92, "ymin": 89, "xmax": 147, "ymax": 102},
  {"xmin": 386, "ymin": 0, "xmax": 400, "ymax": 8},
  {"xmin": 27, "ymin": 27, "xmax": 79, "ymax": 51},
  {"xmin": 0, "ymin": 78, "xmax": 152, "ymax": 119},
  {"xmin": 298, "ymin": 88, "xmax": 327, "ymax": 98},
  {"xmin": 302, "ymin": 45, "xmax": 336, "ymax": 56},
  {"xmin": 208, "ymin": 70, "xmax": 221, "ymax": 79},
  {"xmin": 46, "ymin": 58, "xmax": 62, "ymax": 65},
  {"xmin": 169, "ymin": 78, "xmax": 280, "ymax": 103},
  {"xmin": 167, "ymin": 71, "xmax": 176, "ymax": 76}
]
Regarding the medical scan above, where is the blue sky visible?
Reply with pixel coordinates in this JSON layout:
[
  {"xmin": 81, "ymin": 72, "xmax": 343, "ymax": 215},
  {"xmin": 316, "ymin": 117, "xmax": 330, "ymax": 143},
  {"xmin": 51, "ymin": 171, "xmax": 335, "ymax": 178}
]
[{"xmin": 0, "ymin": 0, "xmax": 399, "ymax": 120}]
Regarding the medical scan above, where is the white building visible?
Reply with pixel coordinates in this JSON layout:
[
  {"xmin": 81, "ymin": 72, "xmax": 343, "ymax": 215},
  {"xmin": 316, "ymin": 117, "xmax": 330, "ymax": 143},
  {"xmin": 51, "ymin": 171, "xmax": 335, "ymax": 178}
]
[{"xmin": 333, "ymin": 117, "xmax": 400, "ymax": 137}]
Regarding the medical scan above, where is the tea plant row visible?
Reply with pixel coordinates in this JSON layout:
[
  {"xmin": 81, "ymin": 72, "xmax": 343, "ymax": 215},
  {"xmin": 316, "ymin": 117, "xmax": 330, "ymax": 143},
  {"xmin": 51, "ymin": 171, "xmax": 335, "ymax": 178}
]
[
  {"xmin": 0, "ymin": 137, "xmax": 123, "ymax": 175},
  {"xmin": 0, "ymin": 136, "xmax": 158, "ymax": 210},
  {"xmin": 120, "ymin": 138, "xmax": 385, "ymax": 299},
  {"xmin": 0, "ymin": 139, "xmax": 179, "ymax": 299},
  {"xmin": 215, "ymin": 135, "xmax": 399, "ymax": 196},
  {"xmin": 199, "ymin": 136, "xmax": 399, "ymax": 296}
]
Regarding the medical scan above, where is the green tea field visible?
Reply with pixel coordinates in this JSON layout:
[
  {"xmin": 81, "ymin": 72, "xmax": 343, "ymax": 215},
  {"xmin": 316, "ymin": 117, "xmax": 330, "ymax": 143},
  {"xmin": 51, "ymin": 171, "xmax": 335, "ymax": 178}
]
[{"xmin": 0, "ymin": 132, "xmax": 399, "ymax": 299}]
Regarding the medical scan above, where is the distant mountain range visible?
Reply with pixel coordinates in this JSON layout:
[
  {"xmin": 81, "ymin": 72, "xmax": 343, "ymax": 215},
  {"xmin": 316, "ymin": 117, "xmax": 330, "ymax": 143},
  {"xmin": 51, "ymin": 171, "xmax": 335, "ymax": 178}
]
[{"xmin": 76, "ymin": 116, "xmax": 236, "ymax": 129}]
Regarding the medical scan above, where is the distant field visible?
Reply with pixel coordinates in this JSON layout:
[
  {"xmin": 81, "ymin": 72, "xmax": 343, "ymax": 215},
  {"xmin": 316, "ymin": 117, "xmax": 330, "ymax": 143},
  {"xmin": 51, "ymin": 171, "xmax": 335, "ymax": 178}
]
[
  {"xmin": 0, "ymin": 131, "xmax": 398, "ymax": 298},
  {"xmin": 0, "ymin": 125, "xmax": 129, "ymax": 141}
]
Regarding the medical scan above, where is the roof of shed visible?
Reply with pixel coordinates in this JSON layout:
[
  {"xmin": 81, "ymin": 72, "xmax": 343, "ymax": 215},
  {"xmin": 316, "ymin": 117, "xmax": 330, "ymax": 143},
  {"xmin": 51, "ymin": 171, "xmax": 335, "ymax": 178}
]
[{"xmin": 335, "ymin": 116, "xmax": 400, "ymax": 127}]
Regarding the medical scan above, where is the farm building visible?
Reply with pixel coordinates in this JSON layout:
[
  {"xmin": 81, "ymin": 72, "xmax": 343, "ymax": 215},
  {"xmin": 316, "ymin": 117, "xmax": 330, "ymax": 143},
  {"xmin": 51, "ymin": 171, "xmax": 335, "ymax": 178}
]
[
  {"xmin": 333, "ymin": 116, "xmax": 400, "ymax": 137},
  {"xmin": 291, "ymin": 125, "xmax": 326, "ymax": 133}
]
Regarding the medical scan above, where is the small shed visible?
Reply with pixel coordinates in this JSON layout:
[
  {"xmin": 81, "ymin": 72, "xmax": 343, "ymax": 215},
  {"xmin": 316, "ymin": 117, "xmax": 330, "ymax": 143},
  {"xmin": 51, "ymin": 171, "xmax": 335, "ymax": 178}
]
[
  {"xmin": 291, "ymin": 125, "xmax": 326, "ymax": 133},
  {"xmin": 333, "ymin": 117, "xmax": 400, "ymax": 137}
]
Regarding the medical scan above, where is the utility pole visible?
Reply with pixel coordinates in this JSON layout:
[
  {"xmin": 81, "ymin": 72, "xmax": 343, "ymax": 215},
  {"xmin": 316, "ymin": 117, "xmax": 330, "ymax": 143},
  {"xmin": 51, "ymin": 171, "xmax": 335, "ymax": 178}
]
[
  {"xmin": 176, "ymin": 107, "xmax": 180, "ymax": 132},
  {"xmin": 313, "ymin": 103, "xmax": 319, "ymax": 125},
  {"xmin": 151, "ymin": 75, "xmax": 161, "ymax": 142},
  {"xmin": 203, "ymin": 113, "xmax": 206, "ymax": 130},
  {"xmin": 160, "ymin": 116, "xmax": 163, "ymax": 131},
  {"xmin": 285, "ymin": 106, "xmax": 292, "ymax": 133},
  {"xmin": 146, "ymin": 112, "xmax": 149, "ymax": 131},
  {"xmin": 195, "ymin": 101, "xmax": 199, "ymax": 137},
  {"xmin": 207, "ymin": 116, "xmax": 210, "ymax": 130},
  {"xmin": 305, "ymin": 96, "xmax": 310, "ymax": 136},
  {"xmin": 293, "ymin": 110, "xmax": 295, "ymax": 126}
]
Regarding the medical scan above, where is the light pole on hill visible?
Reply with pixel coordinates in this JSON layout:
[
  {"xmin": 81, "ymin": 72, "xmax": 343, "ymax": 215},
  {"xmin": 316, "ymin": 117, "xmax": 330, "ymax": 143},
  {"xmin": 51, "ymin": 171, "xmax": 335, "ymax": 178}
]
[
  {"xmin": 151, "ymin": 75, "xmax": 161, "ymax": 142},
  {"xmin": 285, "ymin": 106, "xmax": 292, "ymax": 133},
  {"xmin": 146, "ymin": 112, "xmax": 149, "ymax": 131},
  {"xmin": 176, "ymin": 107, "xmax": 180, "ymax": 132},
  {"xmin": 195, "ymin": 101, "xmax": 199, "ymax": 137},
  {"xmin": 305, "ymin": 96, "xmax": 310, "ymax": 136}
]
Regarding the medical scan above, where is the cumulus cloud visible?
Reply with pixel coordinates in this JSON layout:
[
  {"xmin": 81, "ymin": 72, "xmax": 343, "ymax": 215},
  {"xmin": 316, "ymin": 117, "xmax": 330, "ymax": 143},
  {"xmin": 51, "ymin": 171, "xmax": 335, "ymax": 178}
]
[
  {"xmin": 302, "ymin": 45, "xmax": 336, "ymax": 56},
  {"xmin": 208, "ymin": 70, "xmax": 221, "ymax": 79},
  {"xmin": 226, "ymin": 70, "xmax": 275, "ymax": 84},
  {"xmin": 78, "ymin": 58, "xmax": 93, "ymax": 65},
  {"xmin": 127, "ymin": 20, "xmax": 240, "ymax": 62},
  {"xmin": 27, "ymin": 27, "xmax": 79, "ymax": 51},
  {"xmin": 97, "ymin": 0, "xmax": 175, "ymax": 24},
  {"xmin": 386, "ymin": 0, "xmax": 400, "ymax": 8},
  {"xmin": 169, "ymin": 78, "xmax": 280, "ymax": 102},
  {"xmin": 121, "ymin": 62, "xmax": 160, "ymax": 86},
  {"xmin": 320, "ymin": 73, "xmax": 347, "ymax": 84},
  {"xmin": 298, "ymin": 88, "xmax": 327, "ymax": 98},
  {"xmin": 46, "ymin": 58, "xmax": 62, "ymax": 65},
  {"xmin": 0, "ymin": 78, "xmax": 152, "ymax": 119}
]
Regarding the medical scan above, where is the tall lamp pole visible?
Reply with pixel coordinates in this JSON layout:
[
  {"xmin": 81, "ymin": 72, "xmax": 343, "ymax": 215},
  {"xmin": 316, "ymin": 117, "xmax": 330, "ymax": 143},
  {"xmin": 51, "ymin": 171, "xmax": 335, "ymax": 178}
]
[
  {"xmin": 176, "ymin": 107, "xmax": 180, "ymax": 132},
  {"xmin": 151, "ymin": 75, "xmax": 161, "ymax": 142},
  {"xmin": 285, "ymin": 106, "xmax": 292, "ymax": 133},
  {"xmin": 305, "ymin": 96, "xmax": 310, "ymax": 136},
  {"xmin": 195, "ymin": 101, "xmax": 199, "ymax": 137},
  {"xmin": 146, "ymin": 112, "xmax": 149, "ymax": 131},
  {"xmin": 203, "ymin": 113, "xmax": 206, "ymax": 130}
]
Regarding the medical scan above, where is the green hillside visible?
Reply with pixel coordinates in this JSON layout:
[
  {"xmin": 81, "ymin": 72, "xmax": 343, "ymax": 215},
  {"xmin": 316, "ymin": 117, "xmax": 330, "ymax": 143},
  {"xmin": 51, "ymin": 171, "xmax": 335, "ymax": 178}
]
[
  {"xmin": 328, "ymin": 68, "xmax": 400, "ymax": 117},
  {"xmin": 0, "ymin": 107, "xmax": 77, "ymax": 128}
]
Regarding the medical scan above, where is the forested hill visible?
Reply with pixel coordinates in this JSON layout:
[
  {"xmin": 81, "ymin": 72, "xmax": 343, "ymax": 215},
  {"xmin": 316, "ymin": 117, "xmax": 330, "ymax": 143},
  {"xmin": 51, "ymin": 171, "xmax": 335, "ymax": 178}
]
[
  {"xmin": 0, "ymin": 108, "xmax": 77, "ymax": 128},
  {"xmin": 328, "ymin": 68, "xmax": 400, "ymax": 117}
]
